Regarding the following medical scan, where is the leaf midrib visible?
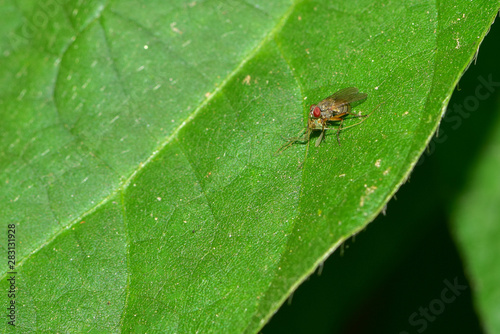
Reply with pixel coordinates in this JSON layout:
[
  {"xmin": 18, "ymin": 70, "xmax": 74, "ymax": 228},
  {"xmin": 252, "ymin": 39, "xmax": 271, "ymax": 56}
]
[{"xmin": 6, "ymin": 1, "xmax": 298, "ymax": 283}]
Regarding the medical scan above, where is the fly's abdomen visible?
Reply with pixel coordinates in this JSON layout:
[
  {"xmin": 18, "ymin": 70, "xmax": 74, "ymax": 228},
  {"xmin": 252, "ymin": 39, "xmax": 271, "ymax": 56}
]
[{"xmin": 320, "ymin": 103, "xmax": 351, "ymax": 118}]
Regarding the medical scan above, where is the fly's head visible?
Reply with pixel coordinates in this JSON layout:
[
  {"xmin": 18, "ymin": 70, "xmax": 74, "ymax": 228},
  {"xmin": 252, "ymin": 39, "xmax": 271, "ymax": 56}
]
[{"xmin": 309, "ymin": 104, "xmax": 321, "ymax": 118}]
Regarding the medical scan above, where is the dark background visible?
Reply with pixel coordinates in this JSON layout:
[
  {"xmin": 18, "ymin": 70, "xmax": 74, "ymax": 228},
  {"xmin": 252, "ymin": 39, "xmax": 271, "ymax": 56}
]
[{"xmin": 263, "ymin": 18, "xmax": 500, "ymax": 334}]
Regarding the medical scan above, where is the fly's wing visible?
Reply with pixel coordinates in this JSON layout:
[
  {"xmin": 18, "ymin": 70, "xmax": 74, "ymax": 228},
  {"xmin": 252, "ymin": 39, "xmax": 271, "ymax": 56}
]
[
  {"xmin": 315, "ymin": 130, "xmax": 325, "ymax": 147},
  {"xmin": 319, "ymin": 87, "xmax": 368, "ymax": 110}
]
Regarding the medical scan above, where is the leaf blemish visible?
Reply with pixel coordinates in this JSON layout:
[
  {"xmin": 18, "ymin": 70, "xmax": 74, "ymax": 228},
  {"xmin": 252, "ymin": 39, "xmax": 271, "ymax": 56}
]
[{"xmin": 242, "ymin": 75, "xmax": 251, "ymax": 85}]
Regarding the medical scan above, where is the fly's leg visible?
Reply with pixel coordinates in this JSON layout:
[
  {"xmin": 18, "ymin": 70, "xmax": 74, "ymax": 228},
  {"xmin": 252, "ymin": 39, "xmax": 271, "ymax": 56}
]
[
  {"xmin": 328, "ymin": 103, "xmax": 382, "ymax": 145},
  {"xmin": 322, "ymin": 115, "xmax": 345, "ymax": 145},
  {"xmin": 298, "ymin": 126, "xmax": 317, "ymax": 168},
  {"xmin": 302, "ymin": 123, "xmax": 325, "ymax": 168},
  {"xmin": 276, "ymin": 128, "xmax": 311, "ymax": 155},
  {"xmin": 298, "ymin": 140, "xmax": 309, "ymax": 169},
  {"xmin": 344, "ymin": 102, "xmax": 383, "ymax": 119},
  {"xmin": 336, "ymin": 116, "xmax": 369, "ymax": 145},
  {"xmin": 336, "ymin": 117, "xmax": 344, "ymax": 145},
  {"xmin": 345, "ymin": 111, "xmax": 370, "ymax": 118}
]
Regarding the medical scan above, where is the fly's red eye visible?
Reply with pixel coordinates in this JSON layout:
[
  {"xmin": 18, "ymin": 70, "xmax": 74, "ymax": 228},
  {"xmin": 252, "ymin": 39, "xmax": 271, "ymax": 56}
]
[{"xmin": 313, "ymin": 106, "xmax": 321, "ymax": 118}]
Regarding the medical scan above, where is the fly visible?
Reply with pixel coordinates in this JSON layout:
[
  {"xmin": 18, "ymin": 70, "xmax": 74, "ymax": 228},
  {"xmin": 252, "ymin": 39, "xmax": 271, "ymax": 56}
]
[{"xmin": 277, "ymin": 87, "xmax": 373, "ymax": 166}]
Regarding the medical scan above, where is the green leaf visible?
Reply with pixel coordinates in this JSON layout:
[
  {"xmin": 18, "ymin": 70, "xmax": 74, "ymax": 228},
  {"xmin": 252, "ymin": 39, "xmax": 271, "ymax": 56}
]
[
  {"xmin": 1, "ymin": 0, "xmax": 499, "ymax": 332},
  {"xmin": 450, "ymin": 101, "xmax": 500, "ymax": 333},
  {"xmin": 268, "ymin": 13, "xmax": 500, "ymax": 333}
]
